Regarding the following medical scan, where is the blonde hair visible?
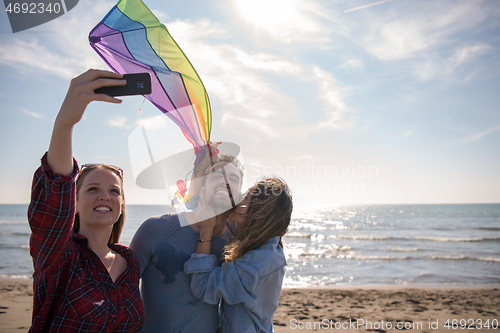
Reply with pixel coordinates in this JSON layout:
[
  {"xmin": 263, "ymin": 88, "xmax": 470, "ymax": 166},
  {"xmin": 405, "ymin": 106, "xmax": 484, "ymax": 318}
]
[
  {"xmin": 74, "ymin": 165, "xmax": 125, "ymax": 244},
  {"xmin": 224, "ymin": 176, "xmax": 292, "ymax": 264}
]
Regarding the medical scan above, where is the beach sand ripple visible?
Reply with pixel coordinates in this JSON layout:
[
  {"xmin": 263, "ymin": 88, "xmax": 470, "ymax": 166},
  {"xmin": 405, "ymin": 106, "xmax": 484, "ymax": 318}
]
[
  {"xmin": 1, "ymin": 279, "xmax": 498, "ymax": 333},
  {"xmin": 274, "ymin": 287, "xmax": 499, "ymax": 332},
  {"xmin": 0, "ymin": 279, "xmax": 33, "ymax": 332}
]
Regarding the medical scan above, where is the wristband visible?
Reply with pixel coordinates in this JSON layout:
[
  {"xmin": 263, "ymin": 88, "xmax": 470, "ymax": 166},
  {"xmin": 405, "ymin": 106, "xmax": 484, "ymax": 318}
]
[{"xmin": 198, "ymin": 238, "xmax": 212, "ymax": 242}]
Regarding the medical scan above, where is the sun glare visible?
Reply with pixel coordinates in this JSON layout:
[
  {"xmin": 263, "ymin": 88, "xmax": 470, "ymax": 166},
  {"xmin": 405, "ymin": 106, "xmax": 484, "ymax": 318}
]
[{"xmin": 233, "ymin": 0, "xmax": 320, "ymax": 42}]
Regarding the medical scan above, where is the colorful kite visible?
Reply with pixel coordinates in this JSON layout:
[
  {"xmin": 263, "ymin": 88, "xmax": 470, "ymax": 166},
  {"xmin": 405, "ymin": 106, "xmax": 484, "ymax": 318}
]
[{"xmin": 89, "ymin": 0, "xmax": 211, "ymax": 166}]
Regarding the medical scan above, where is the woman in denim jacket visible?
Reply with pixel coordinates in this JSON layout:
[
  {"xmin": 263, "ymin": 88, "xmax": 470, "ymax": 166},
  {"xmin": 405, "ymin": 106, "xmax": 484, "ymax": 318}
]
[{"xmin": 184, "ymin": 177, "xmax": 293, "ymax": 333}]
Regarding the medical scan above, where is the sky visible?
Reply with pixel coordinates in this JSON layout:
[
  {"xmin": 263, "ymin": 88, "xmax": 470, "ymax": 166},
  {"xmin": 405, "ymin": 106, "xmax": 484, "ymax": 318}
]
[{"xmin": 0, "ymin": 0, "xmax": 499, "ymax": 207}]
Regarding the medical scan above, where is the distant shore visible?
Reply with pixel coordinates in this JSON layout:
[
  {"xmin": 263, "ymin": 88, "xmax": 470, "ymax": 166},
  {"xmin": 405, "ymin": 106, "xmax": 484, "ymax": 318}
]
[{"xmin": 1, "ymin": 278, "xmax": 499, "ymax": 332}]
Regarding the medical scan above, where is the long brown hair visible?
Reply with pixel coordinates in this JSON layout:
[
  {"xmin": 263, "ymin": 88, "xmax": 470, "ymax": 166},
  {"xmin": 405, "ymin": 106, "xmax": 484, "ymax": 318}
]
[
  {"xmin": 224, "ymin": 176, "xmax": 292, "ymax": 263},
  {"xmin": 74, "ymin": 165, "xmax": 126, "ymax": 244}
]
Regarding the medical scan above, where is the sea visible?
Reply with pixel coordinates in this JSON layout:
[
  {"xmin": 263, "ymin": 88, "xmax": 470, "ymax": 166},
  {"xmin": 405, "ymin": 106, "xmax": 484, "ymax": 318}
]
[{"xmin": 1, "ymin": 203, "xmax": 499, "ymax": 287}]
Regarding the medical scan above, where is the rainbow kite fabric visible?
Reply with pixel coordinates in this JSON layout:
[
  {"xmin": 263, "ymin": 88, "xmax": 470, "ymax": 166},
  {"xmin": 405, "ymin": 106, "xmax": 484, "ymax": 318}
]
[{"xmin": 89, "ymin": 0, "xmax": 211, "ymax": 162}]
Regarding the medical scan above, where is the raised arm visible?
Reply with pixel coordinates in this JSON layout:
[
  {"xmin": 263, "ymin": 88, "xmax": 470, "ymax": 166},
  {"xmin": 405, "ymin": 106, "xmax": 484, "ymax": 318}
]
[
  {"xmin": 29, "ymin": 69, "xmax": 127, "ymax": 271},
  {"xmin": 47, "ymin": 69, "xmax": 125, "ymax": 175},
  {"xmin": 193, "ymin": 189, "xmax": 217, "ymax": 254},
  {"xmin": 187, "ymin": 144, "xmax": 218, "ymax": 201}
]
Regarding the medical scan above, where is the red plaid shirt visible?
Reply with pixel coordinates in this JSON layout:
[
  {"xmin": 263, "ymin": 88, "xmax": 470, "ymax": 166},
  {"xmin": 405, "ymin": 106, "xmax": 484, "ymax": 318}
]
[{"xmin": 28, "ymin": 153, "xmax": 144, "ymax": 332}]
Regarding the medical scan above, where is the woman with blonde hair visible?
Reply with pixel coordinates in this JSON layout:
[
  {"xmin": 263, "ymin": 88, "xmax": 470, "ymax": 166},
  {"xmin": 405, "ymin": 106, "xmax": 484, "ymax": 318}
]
[
  {"xmin": 28, "ymin": 69, "xmax": 143, "ymax": 332},
  {"xmin": 184, "ymin": 176, "xmax": 293, "ymax": 333}
]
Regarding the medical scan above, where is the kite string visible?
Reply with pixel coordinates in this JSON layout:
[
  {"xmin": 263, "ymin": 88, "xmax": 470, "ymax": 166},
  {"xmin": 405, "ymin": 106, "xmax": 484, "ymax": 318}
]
[
  {"xmin": 122, "ymin": 98, "xmax": 188, "ymax": 149},
  {"xmin": 123, "ymin": 97, "xmax": 146, "ymax": 142}
]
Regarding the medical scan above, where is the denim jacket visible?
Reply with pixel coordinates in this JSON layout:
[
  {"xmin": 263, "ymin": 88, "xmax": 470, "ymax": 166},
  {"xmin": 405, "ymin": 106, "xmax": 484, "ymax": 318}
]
[{"xmin": 184, "ymin": 236, "xmax": 286, "ymax": 333}]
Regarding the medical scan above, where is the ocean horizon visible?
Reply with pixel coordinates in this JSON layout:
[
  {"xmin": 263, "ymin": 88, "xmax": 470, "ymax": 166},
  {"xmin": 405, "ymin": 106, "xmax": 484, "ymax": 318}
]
[{"xmin": 1, "ymin": 203, "xmax": 499, "ymax": 287}]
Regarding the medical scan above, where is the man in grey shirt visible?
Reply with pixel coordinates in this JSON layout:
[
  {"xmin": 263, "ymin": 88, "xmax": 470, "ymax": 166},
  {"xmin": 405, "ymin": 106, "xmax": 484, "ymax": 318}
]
[{"xmin": 130, "ymin": 154, "xmax": 243, "ymax": 333}]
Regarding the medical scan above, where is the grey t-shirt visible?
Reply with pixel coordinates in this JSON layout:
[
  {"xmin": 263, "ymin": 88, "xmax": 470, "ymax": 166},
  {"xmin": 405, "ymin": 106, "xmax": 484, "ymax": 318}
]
[{"xmin": 130, "ymin": 213, "xmax": 231, "ymax": 333}]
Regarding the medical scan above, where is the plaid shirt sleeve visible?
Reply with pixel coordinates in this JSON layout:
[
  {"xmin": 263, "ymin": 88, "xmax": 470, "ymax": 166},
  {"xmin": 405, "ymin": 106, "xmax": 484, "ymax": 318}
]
[{"xmin": 28, "ymin": 152, "xmax": 79, "ymax": 272}]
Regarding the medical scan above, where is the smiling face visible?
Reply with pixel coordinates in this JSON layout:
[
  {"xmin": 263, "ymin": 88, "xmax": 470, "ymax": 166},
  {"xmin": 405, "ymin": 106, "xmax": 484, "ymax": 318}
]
[
  {"xmin": 75, "ymin": 168, "xmax": 124, "ymax": 231},
  {"xmin": 202, "ymin": 162, "xmax": 243, "ymax": 213}
]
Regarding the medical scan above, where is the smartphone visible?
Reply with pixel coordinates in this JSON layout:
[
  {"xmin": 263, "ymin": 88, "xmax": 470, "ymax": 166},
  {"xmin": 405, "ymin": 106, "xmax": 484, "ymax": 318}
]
[{"xmin": 94, "ymin": 73, "xmax": 152, "ymax": 97}]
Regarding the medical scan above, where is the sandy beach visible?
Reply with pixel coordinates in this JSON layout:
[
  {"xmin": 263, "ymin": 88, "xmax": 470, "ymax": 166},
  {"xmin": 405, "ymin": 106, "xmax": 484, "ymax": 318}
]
[
  {"xmin": 274, "ymin": 287, "xmax": 500, "ymax": 333},
  {"xmin": 1, "ymin": 279, "xmax": 498, "ymax": 332},
  {"xmin": 0, "ymin": 279, "xmax": 33, "ymax": 332}
]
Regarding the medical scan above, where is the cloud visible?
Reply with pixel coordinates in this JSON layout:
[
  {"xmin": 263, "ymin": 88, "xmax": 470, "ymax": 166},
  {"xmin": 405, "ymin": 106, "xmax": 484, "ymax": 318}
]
[
  {"xmin": 403, "ymin": 129, "xmax": 417, "ymax": 137},
  {"xmin": 151, "ymin": 9, "xmax": 169, "ymax": 22},
  {"xmin": 1, "ymin": 3, "xmax": 355, "ymax": 144},
  {"xmin": 460, "ymin": 125, "xmax": 500, "ymax": 144},
  {"xmin": 216, "ymin": 63, "xmax": 353, "ymax": 140},
  {"xmin": 413, "ymin": 43, "xmax": 491, "ymax": 81},
  {"xmin": 164, "ymin": 20, "xmax": 355, "ymax": 141},
  {"xmin": 231, "ymin": 51, "xmax": 303, "ymax": 75},
  {"xmin": 445, "ymin": 125, "xmax": 500, "ymax": 147},
  {"xmin": 344, "ymin": 0, "xmax": 396, "ymax": 13},
  {"xmin": 135, "ymin": 115, "xmax": 170, "ymax": 131},
  {"xmin": 106, "ymin": 116, "xmax": 128, "ymax": 128},
  {"xmin": 231, "ymin": 0, "xmax": 329, "ymax": 43},
  {"xmin": 166, "ymin": 20, "xmax": 316, "ymax": 141},
  {"xmin": 221, "ymin": 113, "xmax": 282, "ymax": 140},
  {"xmin": 365, "ymin": 21, "xmax": 431, "ymax": 61},
  {"xmin": 20, "ymin": 107, "xmax": 44, "ymax": 119},
  {"xmin": 0, "ymin": 38, "xmax": 82, "ymax": 79},
  {"xmin": 0, "ymin": 0, "xmax": 114, "ymax": 80},
  {"xmin": 312, "ymin": 66, "xmax": 352, "ymax": 131},
  {"xmin": 362, "ymin": 0, "xmax": 490, "ymax": 60},
  {"xmin": 168, "ymin": 20, "xmax": 302, "ymax": 77},
  {"xmin": 168, "ymin": 19, "xmax": 229, "ymax": 42},
  {"xmin": 107, "ymin": 113, "xmax": 173, "ymax": 132},
  {"xmin": 339, "ymin": 59, "xmax": 364, "ymax": 70},
  {"xmin": 0, "ymin": 0, "xmax": 354, "ymax": 141},
  {"xmin": 355, "ymin": 0, "xmax": 498, "ymax": 82}
]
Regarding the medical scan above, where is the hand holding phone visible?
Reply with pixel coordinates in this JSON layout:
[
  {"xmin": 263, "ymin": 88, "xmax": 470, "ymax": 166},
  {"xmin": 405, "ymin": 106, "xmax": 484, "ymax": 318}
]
[{"xmin": 94, "ymin": 73, "xmax": 152, "ymax": 97}]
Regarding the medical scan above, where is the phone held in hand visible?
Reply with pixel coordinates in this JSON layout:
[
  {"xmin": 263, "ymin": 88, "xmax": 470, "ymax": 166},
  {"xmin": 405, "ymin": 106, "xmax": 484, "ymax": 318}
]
[{"xmin": 95, "ymin": 73, "xmax": 152, "ymax": 97}]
